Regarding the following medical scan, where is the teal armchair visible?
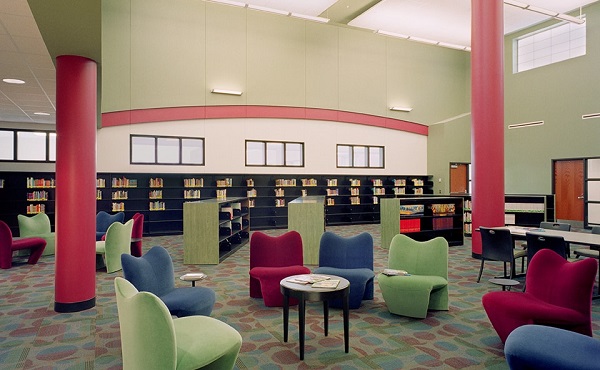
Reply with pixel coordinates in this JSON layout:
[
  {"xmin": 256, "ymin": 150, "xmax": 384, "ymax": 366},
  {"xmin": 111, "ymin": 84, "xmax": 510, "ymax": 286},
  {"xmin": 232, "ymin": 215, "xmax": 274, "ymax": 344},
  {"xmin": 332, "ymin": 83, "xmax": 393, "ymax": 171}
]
[
  {"xmin": 18, "ymin": 213, "xmax": 55, "ymax": 256},
  {"xmin": 96, "ymin": 219, "xmax": 132, "ymax": 273},
  {"xmin": 378, "ymin": 234, "xmax": 449, "ymax": 318},
  {"xmin": 114, "ymin": 277, "xmax": 242, "ymax": 370}
]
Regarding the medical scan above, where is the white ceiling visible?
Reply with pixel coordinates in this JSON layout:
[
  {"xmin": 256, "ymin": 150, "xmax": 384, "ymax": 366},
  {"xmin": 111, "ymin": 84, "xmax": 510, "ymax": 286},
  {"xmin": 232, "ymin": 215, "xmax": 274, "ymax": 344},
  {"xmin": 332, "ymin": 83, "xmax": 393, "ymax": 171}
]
[{"xmin": 0, "ymin": 0, "xmax": 596, "ymax": 126}]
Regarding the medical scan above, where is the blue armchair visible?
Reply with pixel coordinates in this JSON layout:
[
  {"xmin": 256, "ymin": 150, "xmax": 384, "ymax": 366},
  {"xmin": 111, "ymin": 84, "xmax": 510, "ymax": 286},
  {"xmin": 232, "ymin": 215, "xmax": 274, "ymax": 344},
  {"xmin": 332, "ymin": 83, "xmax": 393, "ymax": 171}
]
[
  {"xmin": 96, "ymin": 211, "xmax": 124, "ymax": 241},
  {"xmin": 313, "ymin": 231, "xmax": 375, "ymax": 309},
  {"xmin": 505, "ymin": 325, "xmax": 600, "ymax": 370},
  {"xmin": 121, "ymin": 246, "xmax": 215, "ymax": 317}
]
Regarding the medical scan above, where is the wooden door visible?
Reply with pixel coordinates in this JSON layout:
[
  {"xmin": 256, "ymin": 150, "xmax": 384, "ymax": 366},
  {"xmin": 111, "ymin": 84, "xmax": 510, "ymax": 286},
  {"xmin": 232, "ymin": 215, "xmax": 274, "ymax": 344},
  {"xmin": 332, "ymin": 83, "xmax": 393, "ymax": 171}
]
[
  {"xmin": 554, "ymin": 159, "xmax": 584, "ymax": 222},
  {"xmin": 450, "ymin": 163, "xmax": 469, "ymax": 194}
]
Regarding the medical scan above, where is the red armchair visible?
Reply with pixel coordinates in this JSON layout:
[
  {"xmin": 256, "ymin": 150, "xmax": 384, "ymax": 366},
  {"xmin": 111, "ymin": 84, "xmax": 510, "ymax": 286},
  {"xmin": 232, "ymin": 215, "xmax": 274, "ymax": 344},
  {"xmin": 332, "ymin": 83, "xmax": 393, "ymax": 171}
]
[
  {"xmin": 0, "ymin": 220, "xmax": 46, "ymax": 269},
  {"xmin": 482, "ymin": 249, "xmax": 597, "ymax": 343},
  {"xmin": 249, "ymin": 231, "xmax": 311, "ymax": 307},
  {"xmin": 130, "ymin": 213, "xmax": 144, "ymax": 257}
]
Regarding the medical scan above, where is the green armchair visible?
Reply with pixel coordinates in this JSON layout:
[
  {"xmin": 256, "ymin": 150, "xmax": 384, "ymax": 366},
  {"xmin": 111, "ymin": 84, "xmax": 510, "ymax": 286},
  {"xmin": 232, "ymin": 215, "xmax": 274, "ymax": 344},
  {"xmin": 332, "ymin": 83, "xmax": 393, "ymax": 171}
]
[
  {"xmin": 114, "ymin": 277, "xmax": 242, "ymax": 370},
  {"xmin": 96, "ymin": 219, "xmax": 132, "ymax": 273},
  {"xmin": 18, "ymin": 213, "xmax": 55, "ymax": 256},
  {"xmin": 378, "ymin": 234, "xmax": 449, "ymax": 318}
]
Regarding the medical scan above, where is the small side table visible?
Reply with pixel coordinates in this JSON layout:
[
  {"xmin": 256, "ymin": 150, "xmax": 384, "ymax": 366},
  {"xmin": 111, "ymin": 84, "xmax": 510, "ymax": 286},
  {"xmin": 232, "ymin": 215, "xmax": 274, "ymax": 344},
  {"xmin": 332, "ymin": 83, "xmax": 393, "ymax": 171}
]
[
  {"xmin": 489, "ymin": 278, "xmax": 519, "ymax": 291},
  {"xmin": 180, "ymin": 273, "xmax": 207, "ymax": 287},
  {"xmin": 280, "ymin": 274, "xmax": 350, "ymax": 360}
]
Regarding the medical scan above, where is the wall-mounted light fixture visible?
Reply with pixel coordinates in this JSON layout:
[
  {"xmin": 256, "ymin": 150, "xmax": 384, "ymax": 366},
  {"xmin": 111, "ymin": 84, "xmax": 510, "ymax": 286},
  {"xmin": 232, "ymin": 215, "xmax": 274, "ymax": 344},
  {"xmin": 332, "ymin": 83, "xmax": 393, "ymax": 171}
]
[
  {"xmin": 2, "ymin": 78, "xmax": 25, "ymax": 84},
  {"xmin": 508, "ymin": 120, "xmax": 544, "ymax": 129},
  {"xmin": 211, "ymin": 89, "xmax": 243, "ymax": 96},
  {"xmin": 390, "ymin": 106, "xmax": 413, "ymax": 112}
]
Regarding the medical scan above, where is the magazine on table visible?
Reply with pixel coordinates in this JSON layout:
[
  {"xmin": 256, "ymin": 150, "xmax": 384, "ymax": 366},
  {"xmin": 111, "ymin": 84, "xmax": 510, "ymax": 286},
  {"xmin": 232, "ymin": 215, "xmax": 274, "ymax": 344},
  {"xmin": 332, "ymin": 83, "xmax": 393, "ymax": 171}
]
[
  {"xmin": 287, "ymin": 274, "xmax": 331, "ymax": 285},
  {"xmin": 382, "ymin": 269, "xmax": 410, "ymax": 276},
  {"xmin": 311, "ymin": 279, "xmax": 340, "ymax": 289}
]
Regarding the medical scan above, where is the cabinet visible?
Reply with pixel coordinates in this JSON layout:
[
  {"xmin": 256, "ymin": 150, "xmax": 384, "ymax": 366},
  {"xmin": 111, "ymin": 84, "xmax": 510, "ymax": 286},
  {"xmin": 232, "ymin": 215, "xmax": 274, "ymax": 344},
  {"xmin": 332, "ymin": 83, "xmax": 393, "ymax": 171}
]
[
  {"xmin": 183, "ymin": 197, "xmax": 250, "ymax": 264},
  {"xmin": 381, "ymin": 196, "xmax": 464, "ymax": 249},
  {"xmin": 461, "ymin": 194, "xmax": 555, "ymax": 236}
]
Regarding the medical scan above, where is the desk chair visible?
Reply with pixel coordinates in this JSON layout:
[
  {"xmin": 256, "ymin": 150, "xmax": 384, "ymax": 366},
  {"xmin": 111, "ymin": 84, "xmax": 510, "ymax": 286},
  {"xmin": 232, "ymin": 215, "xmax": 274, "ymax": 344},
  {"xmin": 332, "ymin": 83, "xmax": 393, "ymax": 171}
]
[{"xmin": 477, "ymin": 227, "xmax": 526, "ymax": 283}]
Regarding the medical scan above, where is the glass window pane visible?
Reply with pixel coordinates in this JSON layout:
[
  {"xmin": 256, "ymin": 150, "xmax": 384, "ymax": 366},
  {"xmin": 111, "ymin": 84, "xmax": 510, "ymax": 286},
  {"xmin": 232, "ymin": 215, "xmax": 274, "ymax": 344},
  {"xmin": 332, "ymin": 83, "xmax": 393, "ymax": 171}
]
[
  {"xmin": 131, "ymin": 136, "xmax": 156, "ymax": 163},
  {"xmin": 353, "ymin": 146, "xmax": 368, "ymax": 167},
  {"xmin": 181, "ymin": 138, "xmax": 203, "ymax": 164},
  {"xmin": 0, "ymin": 131, "xmax": 14, "ymax": 160},
  {"xmin": 337, "ymin": 145, "xmax": 351, "ymax": 167},
  {"xmin": 266, "ymin": 142, "xmax": 284, "ymax": 166},
  {"xmin": 246, "ymin": 141, "xmax": 265, "ymax": 165},
  {"xmin": 369, "ymin": 147, "xmax": 384, "ymax": 168},
  {"xmin": 17, "ymin": 131, "xmax": 46, "ymax": 161},
  {"xmin": 285, "ymin": 143, "xmax": 303, "ymax": 166},
  {"xmin": 49, "ymin": 133, "xmax": 56, "ymax": 161},
  {"xmin": 157, "ymin": 137, "xmax": 180, "ymax": 164}
]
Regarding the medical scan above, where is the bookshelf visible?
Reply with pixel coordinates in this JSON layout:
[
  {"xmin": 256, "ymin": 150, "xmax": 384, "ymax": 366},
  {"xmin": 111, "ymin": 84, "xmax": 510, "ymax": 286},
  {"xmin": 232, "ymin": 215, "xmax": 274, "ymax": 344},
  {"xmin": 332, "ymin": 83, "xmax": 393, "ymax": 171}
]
[
  {"xmin": 183, "ymin": 197, "xmax": 250, "ymax": 264},
  {"xmin": 0, "ymin": 172, "xmax": 434, "ymax": 237},
  {"xmin": 460, "ymin": 194, "xmax": 555, "ymax": 236},
  {"xmin": 380, "ymin": 196, "xmax": 464, "ymax": 249}
]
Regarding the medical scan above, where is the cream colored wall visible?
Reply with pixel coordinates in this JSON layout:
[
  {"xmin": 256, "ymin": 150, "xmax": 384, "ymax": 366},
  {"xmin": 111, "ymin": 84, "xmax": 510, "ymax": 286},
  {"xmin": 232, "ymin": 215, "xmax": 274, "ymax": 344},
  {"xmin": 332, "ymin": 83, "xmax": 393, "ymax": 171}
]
[
  {"xmin": 101, "ymin": 0, "xmax": 470, "ymax": 125},
  {"xmin": 96, "ymin": 118, "xmax": 427, "ymax": 175}
]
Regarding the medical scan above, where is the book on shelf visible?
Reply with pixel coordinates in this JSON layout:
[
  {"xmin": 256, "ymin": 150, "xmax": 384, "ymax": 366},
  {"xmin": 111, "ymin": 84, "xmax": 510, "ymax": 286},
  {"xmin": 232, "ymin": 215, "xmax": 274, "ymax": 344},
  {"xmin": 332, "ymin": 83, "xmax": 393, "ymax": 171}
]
[
  {"xmin": 312, "ymin": 279, "xmax": 340, "ymax": 289},
  {"xmin": 287, "ymin": 274, "xmax": 330, "ymax": 285},
  {"xmin": 382, "ymin": 269, "xmax": 410, "ymax": 276}
]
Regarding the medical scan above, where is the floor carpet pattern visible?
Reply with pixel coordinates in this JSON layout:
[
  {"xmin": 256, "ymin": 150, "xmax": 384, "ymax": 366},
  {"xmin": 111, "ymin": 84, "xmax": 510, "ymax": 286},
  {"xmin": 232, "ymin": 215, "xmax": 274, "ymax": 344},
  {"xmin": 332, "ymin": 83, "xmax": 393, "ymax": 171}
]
[{"xmin": 1, "ymin": 224, "xmax": 600, "ymax": 369}]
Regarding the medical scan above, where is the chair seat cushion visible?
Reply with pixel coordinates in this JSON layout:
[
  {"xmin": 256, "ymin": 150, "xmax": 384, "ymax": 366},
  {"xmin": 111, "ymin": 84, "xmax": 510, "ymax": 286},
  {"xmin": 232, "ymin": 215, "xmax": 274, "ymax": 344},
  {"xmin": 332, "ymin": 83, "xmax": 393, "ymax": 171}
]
[
  {"xmin": 160, "ymin": 287, "xmax": 216, "ymax": 317},
  {"xmin": 173, "ymin": 315, "xmax": 242, "ymax": 370},
  {"xmin": 95, "ymin": 241, "xmax": 106, "ymax": 254},
  {"xmin": 484, "ymin": 291, "xmax": 590, "ymax": 326},
  {"xmin": 249, "ymin": 265, "xmax": 310, "ymax": 280},
  {"xmin": 379, "ymin": 274, "xmax": 448, "ymax": 290},
  {"xmin": 313, "ymin": 267, "xmax": 374, "ymax": 282},
  {"xmin": 12, "ymin": 237, "xmax": 46, "ymax": 250}
]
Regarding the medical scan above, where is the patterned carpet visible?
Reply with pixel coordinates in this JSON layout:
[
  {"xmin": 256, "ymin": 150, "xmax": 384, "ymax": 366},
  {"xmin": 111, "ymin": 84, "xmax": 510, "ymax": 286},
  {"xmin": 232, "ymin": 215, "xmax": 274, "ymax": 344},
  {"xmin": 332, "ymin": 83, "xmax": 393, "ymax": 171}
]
[{"xmin": 1, "ymin": 224, "xmax": 600, "ymax": 369}]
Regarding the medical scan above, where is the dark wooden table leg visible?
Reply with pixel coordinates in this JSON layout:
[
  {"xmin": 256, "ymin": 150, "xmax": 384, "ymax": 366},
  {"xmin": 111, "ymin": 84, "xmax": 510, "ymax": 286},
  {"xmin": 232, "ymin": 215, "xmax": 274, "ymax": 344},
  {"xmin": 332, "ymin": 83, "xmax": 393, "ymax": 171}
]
[
  {"xmin": 283, "ymin": 290, "xmax": 289, "ymax": 342},
  {"xmin": 343, "ymin": 292, "xmax": 349, "ymax": 353},
  {"xmin": 299, "ymin": 296, "xmax": 305, "ymax": 360},
  {"xmin": 323, "ymin": 300, "xmax": 329, "ymax": 336}
]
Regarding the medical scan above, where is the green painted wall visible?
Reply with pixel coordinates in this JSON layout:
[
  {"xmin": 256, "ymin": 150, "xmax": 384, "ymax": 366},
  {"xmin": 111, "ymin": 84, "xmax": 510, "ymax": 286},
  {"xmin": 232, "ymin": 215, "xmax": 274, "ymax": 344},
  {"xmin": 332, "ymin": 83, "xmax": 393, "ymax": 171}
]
[
  {"xmin": 101, "ymin": 0, "xmax": 470, "ymax": 126},
  {"xmin": 428, "ymin": 2, "xmax": 600, "ymax": 195}
]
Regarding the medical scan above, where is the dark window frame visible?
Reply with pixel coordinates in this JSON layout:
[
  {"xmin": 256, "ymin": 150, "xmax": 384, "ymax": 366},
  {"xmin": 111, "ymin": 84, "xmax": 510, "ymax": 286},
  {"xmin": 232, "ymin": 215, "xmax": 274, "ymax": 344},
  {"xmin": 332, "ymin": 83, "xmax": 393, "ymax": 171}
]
[
  {"xmin": 130, "ymin": 134, "xmax": 205, "ymax": 166},
  {"xmin": 0, "ymin": 128, "xmax": 55, "ymax": 163},
  {"xmin": 245, "ymin": 139, "xmax": 305, "ymax": 167},
  {"xmin": 336, "ymin": 144, "xmax": 385, "ymax": 169}
]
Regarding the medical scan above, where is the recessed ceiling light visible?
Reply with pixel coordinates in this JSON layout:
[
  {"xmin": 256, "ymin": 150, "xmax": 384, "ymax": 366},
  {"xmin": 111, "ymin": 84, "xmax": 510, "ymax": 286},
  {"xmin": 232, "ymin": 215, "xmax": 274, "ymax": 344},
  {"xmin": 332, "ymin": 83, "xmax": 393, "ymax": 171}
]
[
  {"xmin": 33, "ymin": 112, "xmax": 51, "ymax": 116},
  {"xmin": 3, "ymin": 78, "xmax": 25, "ymax": 84}
]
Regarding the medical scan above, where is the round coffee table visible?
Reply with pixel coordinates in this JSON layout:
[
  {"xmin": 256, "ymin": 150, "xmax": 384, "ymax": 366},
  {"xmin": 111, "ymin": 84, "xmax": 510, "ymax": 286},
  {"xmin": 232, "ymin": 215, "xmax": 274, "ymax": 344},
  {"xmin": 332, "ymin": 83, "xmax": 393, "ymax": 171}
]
[
  {"xmin": 489, "ymin": 278, "xmax": 519, "ymax": 291},
  {"xmin": 280, "ymin": 274, "xmax": 350, "ymax": 360}
]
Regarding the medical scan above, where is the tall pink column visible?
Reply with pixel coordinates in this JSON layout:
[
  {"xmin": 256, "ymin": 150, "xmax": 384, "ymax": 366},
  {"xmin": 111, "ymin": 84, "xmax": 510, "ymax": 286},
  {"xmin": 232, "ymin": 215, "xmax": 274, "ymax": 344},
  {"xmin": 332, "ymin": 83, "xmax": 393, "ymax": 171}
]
[
  {"xmin": 471, "ymin": 0, "xmax": 505, "ymax": 256},
  {"xmin": 54, "ymin": 55, "xmax": 97, "ymax": 312}
]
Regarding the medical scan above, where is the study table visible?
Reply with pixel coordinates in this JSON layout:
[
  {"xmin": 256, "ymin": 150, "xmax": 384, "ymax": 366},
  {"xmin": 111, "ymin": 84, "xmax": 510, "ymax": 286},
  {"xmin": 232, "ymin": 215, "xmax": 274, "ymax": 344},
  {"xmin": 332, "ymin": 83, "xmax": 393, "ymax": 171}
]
[{"xmin": 506, "ymin": 226, "xmax": 600, "ymax": 296}]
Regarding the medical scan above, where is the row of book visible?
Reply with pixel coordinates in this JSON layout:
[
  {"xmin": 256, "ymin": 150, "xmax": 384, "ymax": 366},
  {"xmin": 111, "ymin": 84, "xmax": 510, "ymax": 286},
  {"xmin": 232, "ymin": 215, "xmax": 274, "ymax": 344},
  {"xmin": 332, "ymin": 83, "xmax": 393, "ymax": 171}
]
[
  {"xmin": 400, "ymin": 218, "xmax": 421, "ymax": 232},
  {"xmin": 183, "ymin": 190, "xmax": 201, "ymax": 199},
  {"xmin": 149, "ymin": 201, "xmax": 165, "ymax": 211},
  {"xmin": 26, "ymin": 177, "xmax": 55, "ymax": 188},
  {"xmin": 27, "ymin": 191, "xmax": 48, "ymax": 201},
  {"xmin": 112, "ymin": 177, "xmax": 137, "ymax": 188},
  {"xmin": 149, "ymin": 190, "xmax": 162, "ymax": 199},
  {"xmin": 184, "ymin": 178, "xmax": 204, "ymax": 188},
  {"xmin": 149, "ymin": 178, "xmax": 163, "ymax": 188},
  {"xmin": 112, "ymin": 191, "xmax": 128, "ymax": 200},
  {"xmin": 26, "ymin": 204, "xmax": 45, "ymax": 214}
]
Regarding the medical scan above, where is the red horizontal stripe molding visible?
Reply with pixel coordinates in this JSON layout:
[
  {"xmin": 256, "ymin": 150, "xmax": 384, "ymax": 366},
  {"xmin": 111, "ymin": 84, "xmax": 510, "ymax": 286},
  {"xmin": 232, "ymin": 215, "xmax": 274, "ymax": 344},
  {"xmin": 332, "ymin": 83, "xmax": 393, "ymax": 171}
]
[{"xmin": 101, "ymin": 105, "xmax": 428, "ymax": 135}]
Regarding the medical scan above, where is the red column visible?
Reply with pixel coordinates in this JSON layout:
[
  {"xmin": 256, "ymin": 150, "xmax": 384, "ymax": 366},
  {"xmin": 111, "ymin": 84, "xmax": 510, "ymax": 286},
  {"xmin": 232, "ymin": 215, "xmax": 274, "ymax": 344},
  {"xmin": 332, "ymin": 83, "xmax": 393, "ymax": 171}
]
[
  {"xmin": 471, "ymin": 0, "xmax": 505, "ymax": 256},
  {"xmin": 55, "ymin": 55, "xmax": 97, "ymax": 312}
]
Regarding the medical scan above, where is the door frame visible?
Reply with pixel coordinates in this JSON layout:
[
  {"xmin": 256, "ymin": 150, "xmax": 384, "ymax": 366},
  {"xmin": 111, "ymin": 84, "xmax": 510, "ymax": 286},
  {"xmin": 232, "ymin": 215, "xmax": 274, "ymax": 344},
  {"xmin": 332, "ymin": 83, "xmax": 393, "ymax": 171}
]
[
  {"xmin": 449, "ymin": 162, "xmax": 471, "ymax": 195},
  {"xmin": 552, "ymin": 157, "xmax": 586, "ymax": 228}
]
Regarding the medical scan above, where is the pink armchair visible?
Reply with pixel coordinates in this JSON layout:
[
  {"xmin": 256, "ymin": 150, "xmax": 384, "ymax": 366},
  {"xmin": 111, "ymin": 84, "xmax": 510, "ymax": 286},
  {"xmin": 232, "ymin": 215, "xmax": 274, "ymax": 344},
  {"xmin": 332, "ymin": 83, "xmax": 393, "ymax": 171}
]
[
  {"xmin": 249, "ymin": 231, "xmax": 311, "ymax": 307},
  {"xmin": 482, "ymin": 248, "xmax": 597, "ymax": 343},
  {"xmin": 0, "ymin": 220, "xmax": 46, "ymax": 269},
  {"xmin": 130, "ymin": 213, "xmax": 144, "ymax": 257}
]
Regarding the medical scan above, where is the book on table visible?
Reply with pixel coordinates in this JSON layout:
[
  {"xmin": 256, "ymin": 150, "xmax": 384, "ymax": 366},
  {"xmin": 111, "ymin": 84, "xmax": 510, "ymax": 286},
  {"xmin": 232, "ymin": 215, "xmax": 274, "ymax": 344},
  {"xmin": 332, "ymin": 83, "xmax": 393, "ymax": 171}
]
[
  {"xmin": 181, "ymin": 273, "xmax": 207, "ymax": 280},
  {"xmin": 287, "ymin": 274, "xmax": 331, "ymax": 285},
  {"xmin": 312, "ymin": 279, "xmax": 340, "ymax": 289},
  {"xmin": 382, "ymin": 269, "xmax": 410, "ymax": 276}
]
